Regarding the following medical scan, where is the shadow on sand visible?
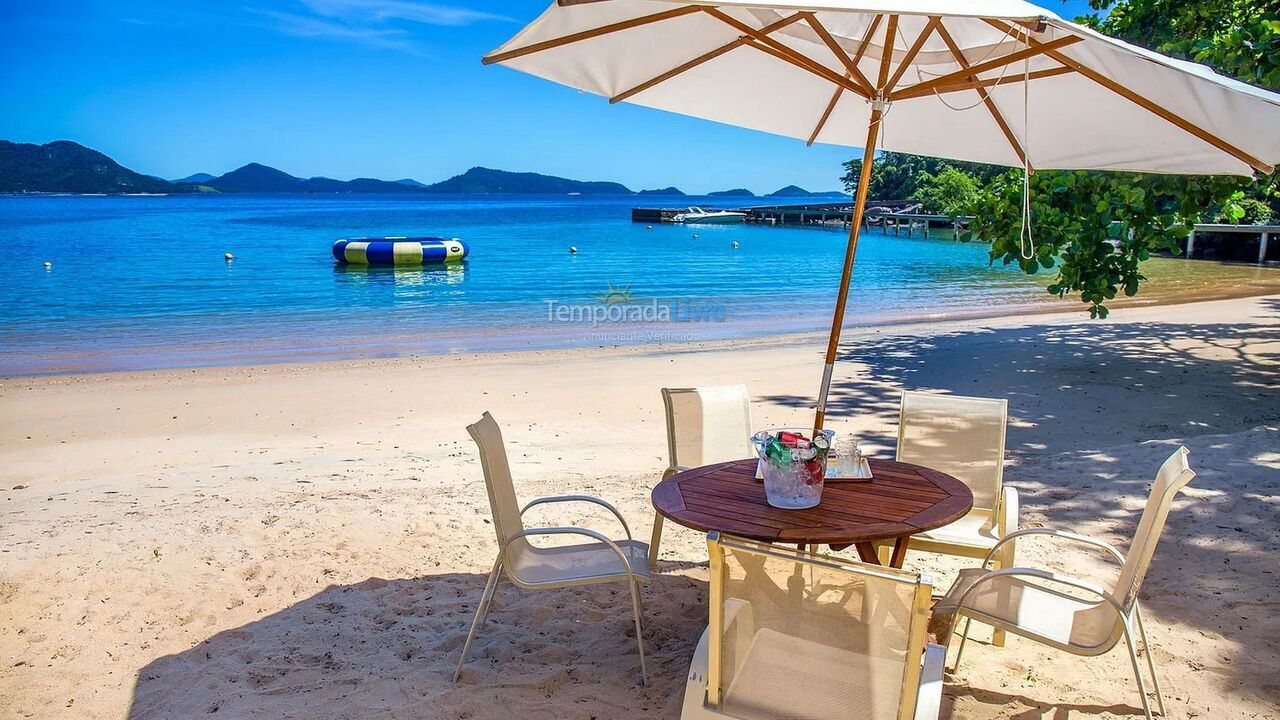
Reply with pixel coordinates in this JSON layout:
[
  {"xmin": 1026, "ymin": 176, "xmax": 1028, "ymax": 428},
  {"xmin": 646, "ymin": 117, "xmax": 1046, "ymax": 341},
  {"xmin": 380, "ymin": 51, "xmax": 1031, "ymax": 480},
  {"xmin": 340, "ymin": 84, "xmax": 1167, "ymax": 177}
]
[
  {"xmin": 128, "ymin": 300, "xmax": 1279, "ymax": 718},
  {"xmin": 127, "ymin": 569, "xmax": 709, "ymax": 719}
]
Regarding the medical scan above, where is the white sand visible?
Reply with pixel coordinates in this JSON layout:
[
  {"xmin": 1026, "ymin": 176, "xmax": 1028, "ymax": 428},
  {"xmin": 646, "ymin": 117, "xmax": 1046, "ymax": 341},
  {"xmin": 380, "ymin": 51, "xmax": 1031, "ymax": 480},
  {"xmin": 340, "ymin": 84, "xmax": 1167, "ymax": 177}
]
[{"xmin": 1, "ymin": 295, "xmax": 1278, "ymax": 719}]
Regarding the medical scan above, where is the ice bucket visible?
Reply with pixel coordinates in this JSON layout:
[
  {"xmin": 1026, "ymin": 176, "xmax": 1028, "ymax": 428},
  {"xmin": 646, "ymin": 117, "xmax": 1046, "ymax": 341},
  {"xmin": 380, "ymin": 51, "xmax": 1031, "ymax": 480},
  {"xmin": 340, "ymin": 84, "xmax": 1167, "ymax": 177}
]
[{"xmin": 751, "ymin": 428, "xmax": 835, "ymax": 509}]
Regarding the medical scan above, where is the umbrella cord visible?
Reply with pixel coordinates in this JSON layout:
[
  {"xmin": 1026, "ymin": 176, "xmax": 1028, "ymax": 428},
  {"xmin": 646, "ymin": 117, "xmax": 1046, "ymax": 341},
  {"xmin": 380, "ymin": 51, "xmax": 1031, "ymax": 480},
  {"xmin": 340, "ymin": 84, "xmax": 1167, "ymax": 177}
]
[
  {"xmin": 916, "ymin": 22, "xmax": 1019, "ymax": 112},
  {"xmin": 1019, "ymin": 55, "xmax": 1036, "ymax": 260}
]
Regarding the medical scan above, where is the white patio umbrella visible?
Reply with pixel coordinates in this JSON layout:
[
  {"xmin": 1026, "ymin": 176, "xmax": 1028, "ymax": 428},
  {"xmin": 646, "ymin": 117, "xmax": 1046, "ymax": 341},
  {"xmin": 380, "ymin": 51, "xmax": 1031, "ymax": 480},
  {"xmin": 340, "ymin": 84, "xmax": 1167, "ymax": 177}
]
[{"xmin": 485, "ymin": 0, "xmax": 1280, "ymax": 428}]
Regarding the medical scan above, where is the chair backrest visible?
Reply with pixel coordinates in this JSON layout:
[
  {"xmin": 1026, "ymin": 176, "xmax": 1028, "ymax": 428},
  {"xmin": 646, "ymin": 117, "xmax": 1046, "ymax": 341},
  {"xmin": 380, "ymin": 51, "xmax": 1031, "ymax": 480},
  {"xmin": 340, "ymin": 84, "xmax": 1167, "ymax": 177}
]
[
  {"xmin": 705, "ymin": 534, "xmax": 932, "ymax": 720},
  {"xmin": 661, "ymin": 385, "xmax": 753, "ymax": 469},
  {"xmin": 466, "ymin": 412, "xmax": 527, "ymax": 552},
  {"xmin": 1114, "ymin": 446, "xmax": 1195, "ymax": 610},
  {"xmin": 896, "ymin": 391, "xmax": 1008, "ymax": 511}
]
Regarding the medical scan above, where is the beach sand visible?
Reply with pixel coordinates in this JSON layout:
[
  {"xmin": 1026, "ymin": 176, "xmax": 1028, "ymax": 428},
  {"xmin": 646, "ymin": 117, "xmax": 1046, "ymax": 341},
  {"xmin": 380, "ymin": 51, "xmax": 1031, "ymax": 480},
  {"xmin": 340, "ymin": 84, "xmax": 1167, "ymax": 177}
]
[{"xmin": 1, "ymin": 294, "xmax": 1278, "ymax": 719}]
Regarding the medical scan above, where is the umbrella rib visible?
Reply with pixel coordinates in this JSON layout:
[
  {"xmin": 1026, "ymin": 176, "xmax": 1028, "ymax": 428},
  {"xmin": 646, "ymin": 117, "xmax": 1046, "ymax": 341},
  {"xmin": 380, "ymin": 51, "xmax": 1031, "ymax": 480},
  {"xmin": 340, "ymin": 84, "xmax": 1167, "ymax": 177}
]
[
  {"xmin": 984, "ymin": 18, "xmax": 1273, "ymax": 175},
  {"xmin": 482, "ymin": 5, "xmax": 701, "ymax": 65},
  {"xmin": 888, "ymin": 34, "xmax": 1082, "ymax": 101},
  {"xmin": 874, "ymin": 15, "xmax": 899, "ymax": 90},
  {"xmin": 935, "ymin": 21, "xmax": 1029, "ymax": 169},
  {"xmin": 742, "ymin": 40, "xmax": 865, "ymax": 97},
  {"xmin": 610, "ymin": 13, "xmax": 806, "ymax": 105},
  {"xmin": 852, "ymin": 15, "xmax": 883, "ymax": 67},
  {"xmin": 884, "ymin": 16, "xmax": 941, "ymax": 93},
  {"xmin": 700, "ymin": 7, "xmax": 864, "ymax": 98},
  {"xmin": 806, "ymin": 78, "xmax": 850, "ymax": 146},
  {"xmin": 802, "ymin": 13, "xmax": 874, "ymax": 97},
  {"xmin": 893, "ymin": 65, "xmax": 1074, "ymax": 100}
]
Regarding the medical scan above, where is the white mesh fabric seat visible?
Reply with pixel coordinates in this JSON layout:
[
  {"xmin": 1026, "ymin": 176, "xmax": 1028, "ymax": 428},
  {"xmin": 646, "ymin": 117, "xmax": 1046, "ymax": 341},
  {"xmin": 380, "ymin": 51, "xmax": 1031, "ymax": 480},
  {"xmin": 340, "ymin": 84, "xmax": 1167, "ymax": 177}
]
[
  {"xmin": 935, "ymin": 447, "xmax": 1195, "ymax": 720},
  {"xmin": 681, "ymin": 534, "xmax": 945, "ymax": 720},
  {"xmin": 454, "ymin": 412, "xmax": 650, "ymax": 685},
  {"xmin": 892, "ymin": 391, "xmax": 1017, "ymax": 644},
  {"xmin": 651, "ymin": 385, "xmax": 754, "ymax": 570},
  {"xmin": 912, "ymin": 510, "xmax": 999, "ymax": 550},
  {"xmin": 507, "ymin": 539, "xmax": 651, "ymax": 587},
  {"xmin": 938, "ymin": 568, "xmax": 1117, "ymax": 650}
]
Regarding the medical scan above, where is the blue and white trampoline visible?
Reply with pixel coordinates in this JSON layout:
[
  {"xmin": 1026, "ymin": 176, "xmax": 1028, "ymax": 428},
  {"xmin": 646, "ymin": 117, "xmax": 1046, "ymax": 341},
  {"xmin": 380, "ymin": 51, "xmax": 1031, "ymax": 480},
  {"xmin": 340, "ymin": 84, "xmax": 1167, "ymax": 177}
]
[{"xmin": 333, "ymin": 237, "xmax": 469, "ymax": 265}]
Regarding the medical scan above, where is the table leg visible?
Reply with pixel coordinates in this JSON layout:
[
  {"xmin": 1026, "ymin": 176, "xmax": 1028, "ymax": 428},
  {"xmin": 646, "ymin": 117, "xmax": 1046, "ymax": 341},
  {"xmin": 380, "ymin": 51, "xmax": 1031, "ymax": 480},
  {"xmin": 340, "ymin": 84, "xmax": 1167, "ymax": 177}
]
[
  {"xmin": 888, "ymin": 537, "xmax": 910, "ymax": 568},
  {"xmin": 853, "ymin": 542, "xmax": 881, "ymax": 564}
]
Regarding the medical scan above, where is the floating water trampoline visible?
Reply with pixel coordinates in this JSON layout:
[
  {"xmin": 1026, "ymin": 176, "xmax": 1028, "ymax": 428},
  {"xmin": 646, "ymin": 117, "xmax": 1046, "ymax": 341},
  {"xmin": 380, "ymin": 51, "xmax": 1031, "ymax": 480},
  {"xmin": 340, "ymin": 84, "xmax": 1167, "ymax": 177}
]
[{"xmin": 332, "ymin": 237, "xmax": 469, "ymax": 265}]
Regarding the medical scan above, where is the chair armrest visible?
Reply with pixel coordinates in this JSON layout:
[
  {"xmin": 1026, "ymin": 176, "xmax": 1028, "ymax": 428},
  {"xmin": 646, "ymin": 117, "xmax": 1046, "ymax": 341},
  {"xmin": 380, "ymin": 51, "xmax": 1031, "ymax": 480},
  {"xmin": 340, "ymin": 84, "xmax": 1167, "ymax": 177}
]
[
  {"xmin": 500, "ymin": 526, "xmax": 640, "ymax": 580},
  {"xmin": 996, "ymin": 486, "xmax": 1019, "ymax": 538},
  {"xmin": 521, "ymin": 495, "xmax": 633, "ymax": 541},
  {"xmin": 915, "ymin": 644, "xmax": 945, "ymax": 720},
  {"xmin": 981, "ymin": 527, "xmax": 1125, "ymax": 568},
  {"xmin": 953, "ymin": 567, "xmax": 1127, "ymax": 617},
  {"xmin": 663, "ymin": 465, "xmax": 690, "ymax": 480}
]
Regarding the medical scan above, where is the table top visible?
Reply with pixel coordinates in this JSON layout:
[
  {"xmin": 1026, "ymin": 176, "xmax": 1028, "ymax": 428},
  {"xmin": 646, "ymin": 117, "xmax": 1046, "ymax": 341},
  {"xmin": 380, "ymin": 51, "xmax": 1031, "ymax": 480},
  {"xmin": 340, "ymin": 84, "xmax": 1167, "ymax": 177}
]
[{"xmin": 651, "ymin": 458, "xmax": 973, "ymax": 546}]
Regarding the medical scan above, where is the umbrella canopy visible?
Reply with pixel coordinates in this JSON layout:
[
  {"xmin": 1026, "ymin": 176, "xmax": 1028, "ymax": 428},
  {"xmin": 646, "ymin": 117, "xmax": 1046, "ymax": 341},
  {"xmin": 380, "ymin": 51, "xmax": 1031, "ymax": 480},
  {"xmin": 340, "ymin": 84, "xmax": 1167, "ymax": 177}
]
[
  {"xmin": 488, "ymin": 0, "xmax": 1280, "ymax": 175},
  {"xmin": 485, "ymin": 0, "xmax": 1280, "ymax": 428}
]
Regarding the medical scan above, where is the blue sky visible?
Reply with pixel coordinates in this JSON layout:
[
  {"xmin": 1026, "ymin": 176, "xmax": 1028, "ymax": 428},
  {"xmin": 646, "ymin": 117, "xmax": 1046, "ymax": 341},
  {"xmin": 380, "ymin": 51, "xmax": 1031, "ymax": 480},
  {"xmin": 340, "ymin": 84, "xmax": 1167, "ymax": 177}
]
[{"xmin": 0, "ymin": 0, "xmax": 1098, "ymax": 193}]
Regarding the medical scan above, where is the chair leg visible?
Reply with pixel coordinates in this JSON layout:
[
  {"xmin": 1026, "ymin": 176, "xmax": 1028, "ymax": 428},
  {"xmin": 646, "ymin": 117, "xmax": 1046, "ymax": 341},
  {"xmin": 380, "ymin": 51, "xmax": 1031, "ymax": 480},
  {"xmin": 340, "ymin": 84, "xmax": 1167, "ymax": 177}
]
[
  {"xmin": 453, "ymin": 554, "xmax": 504, "ymax": 682},
  {"xmin": 628, "ymin": 579, "xmax": 649, "ymax": 686},
  {"xmin": 951, "ymin": 616, "xmax": 973, "ymax": 672},
  {"xmin": 1134, "ymin": 603, "xmax": 1167, "ymax": 717},
  {"xmin": 482, "ymin": 574, "xmax": 502, "ymax": 621},
  {"xmin": 991, "ymin": 556, "xmax": 1007, "ymax": 648},
  {"xmin": 1121, "ymin": 618, "xmax": 1156, "ymax": 720},
  {"xmin": 943, "ymin": 613, "xmax": 972, "ymax": 673},
  {"xmin": 648, "ymin": 513, "xmax": 664, "ymax": 572}
]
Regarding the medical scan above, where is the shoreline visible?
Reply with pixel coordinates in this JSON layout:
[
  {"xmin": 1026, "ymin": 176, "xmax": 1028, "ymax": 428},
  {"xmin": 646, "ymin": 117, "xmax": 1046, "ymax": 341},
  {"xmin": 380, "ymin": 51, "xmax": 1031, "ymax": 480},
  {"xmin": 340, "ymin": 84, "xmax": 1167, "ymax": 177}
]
[{"xmin": 6, "ymin": 280, "xmax": 1280, "ymax": 380}]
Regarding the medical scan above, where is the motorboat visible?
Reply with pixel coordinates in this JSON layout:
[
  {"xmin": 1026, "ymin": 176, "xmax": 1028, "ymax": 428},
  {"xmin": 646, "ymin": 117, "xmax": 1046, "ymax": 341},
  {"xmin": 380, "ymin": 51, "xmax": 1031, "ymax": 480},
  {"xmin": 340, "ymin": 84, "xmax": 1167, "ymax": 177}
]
[{"xmin": 673, "ymin": 206, "xmax": 748, "ymax": 224}]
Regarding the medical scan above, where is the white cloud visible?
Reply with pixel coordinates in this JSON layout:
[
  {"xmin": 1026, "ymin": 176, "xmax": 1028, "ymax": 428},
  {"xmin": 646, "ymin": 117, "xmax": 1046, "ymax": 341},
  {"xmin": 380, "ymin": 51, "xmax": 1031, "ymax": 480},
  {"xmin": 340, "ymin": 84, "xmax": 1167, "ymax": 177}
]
[
  {"xmin": 298, "ymin": 0, "xmax": 511, "ymax": 26},
  {"xmin": 257, "ymin": 9, "xmax": 423, "ymax": 53},
  {"xmin": 250, "ymin": 0, "xmax": 507, "ymax": 54}
]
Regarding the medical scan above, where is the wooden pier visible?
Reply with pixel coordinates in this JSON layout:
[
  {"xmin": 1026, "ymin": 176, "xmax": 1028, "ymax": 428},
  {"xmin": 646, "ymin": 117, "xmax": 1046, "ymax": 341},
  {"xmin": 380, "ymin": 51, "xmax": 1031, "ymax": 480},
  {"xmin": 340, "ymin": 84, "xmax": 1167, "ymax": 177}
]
[
  {"xmin": 631, "ymin": 201, "xmax": 973, "ymax": 237},
  {"xmin": 632, "ymin": 202, "xmax": 1279, "ymax": 264},
  {"xmin": 1186, "ymin": 223, "xmax": 1279, "ymax": 264},
  {"xmin": 631, "ymin": 200, "xmax": 921, "ymax": 226}
]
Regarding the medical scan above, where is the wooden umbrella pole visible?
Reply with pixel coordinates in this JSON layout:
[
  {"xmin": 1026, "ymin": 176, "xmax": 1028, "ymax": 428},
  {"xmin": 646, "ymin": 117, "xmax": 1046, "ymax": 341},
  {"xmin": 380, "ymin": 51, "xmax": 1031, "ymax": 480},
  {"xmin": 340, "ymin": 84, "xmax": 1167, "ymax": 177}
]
[{"xmin": 813, "ymin": 109, "xmax": 881, "ymax": 431}]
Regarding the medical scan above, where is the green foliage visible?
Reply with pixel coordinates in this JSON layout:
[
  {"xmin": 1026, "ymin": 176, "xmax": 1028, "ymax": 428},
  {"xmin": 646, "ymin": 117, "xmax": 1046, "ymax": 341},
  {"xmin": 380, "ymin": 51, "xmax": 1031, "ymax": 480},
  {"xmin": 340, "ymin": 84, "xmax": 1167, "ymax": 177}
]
[
  {"xmin": 971, "ymin": 170, "xmax": 1248, "ymax": 318},
  {"xmin": 963, "ymin": 0, "xmax": 1278, "ymax": 317},
  {"xmin": 1214, "ymin": 194, "xmax": 1275, "ymax": 224},
  {"xmin": 911, "ymin": 167, "xmax": 982, "ymax": 216},
  {"xmin": 1080, "ymin": 0, "xmax": 1280, "ymax": 90},
  {"xmin": 841, "ymin": 152, "xmax": 1003, "ymax": 200}
]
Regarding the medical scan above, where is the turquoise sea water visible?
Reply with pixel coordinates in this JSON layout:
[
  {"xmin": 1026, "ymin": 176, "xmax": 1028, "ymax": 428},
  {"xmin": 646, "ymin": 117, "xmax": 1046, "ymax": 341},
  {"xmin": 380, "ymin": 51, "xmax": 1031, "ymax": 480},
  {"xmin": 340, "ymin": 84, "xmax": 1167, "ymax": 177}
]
[{"xmin": 1, "ymin": 194, "xmax": 1275, "ymax": 376}]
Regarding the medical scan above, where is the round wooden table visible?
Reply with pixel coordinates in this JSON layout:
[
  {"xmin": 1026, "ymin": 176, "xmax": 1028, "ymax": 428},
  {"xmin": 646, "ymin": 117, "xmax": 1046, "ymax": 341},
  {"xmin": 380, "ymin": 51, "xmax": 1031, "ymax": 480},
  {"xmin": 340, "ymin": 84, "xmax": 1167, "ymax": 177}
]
[{"xmin": 651, "ymin": 458, "xmax": 973, "ymax": 568}]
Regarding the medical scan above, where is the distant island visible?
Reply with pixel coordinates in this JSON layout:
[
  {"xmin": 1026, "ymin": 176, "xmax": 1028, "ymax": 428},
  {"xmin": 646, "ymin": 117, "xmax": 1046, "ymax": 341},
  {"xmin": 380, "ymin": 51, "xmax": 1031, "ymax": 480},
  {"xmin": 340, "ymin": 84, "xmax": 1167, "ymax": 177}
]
[
  {"xmin": 766, "ymin": 184, "xmax": 848, "ymax": 198},
  {"xmin": 0, "ymin": 140, "xmax": 180, "ymax": 195},
  {"xmin": 0, "ymin": 140, "xmax": 840, "ymax": 198},
  {"xmin": 423, "ymin": 167, "xmax": 630, "ymax": 195}
]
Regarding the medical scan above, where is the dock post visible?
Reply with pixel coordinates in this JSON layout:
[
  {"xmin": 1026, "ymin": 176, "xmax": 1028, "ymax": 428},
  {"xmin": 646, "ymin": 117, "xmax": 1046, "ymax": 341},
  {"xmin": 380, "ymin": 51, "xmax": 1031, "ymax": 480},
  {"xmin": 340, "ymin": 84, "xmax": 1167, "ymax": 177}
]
[
  {"xmin": 1261, "ymin": 232, "xmax": 1270, "ymax": 264},
  {"xmin": 953, "ymin": 218, "xmax": 959, "ymax": 240},
  {"xmin": 1186, "ymin": 229, "xmax": 1196, "ymax": 258}
]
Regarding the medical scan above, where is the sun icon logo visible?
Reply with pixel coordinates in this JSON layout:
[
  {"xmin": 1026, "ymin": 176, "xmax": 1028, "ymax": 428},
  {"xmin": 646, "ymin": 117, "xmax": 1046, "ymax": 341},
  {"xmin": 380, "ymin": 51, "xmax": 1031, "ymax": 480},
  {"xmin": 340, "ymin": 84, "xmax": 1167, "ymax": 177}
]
[{"xmin": 594, "ymin": 282, "xmax": 637, "ymax": 305}]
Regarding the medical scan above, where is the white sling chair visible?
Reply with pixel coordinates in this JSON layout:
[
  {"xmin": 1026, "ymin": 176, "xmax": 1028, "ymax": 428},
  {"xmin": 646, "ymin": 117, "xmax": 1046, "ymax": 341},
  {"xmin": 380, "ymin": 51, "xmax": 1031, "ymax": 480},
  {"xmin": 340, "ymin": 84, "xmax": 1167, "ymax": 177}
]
[
  {"xmin": 892, "ymin": 390, "xmax": 1018, "ymax": 645},
  {"xmin": 650, "ymin": 385, "xmax": 754, "ymax": 570},
  {"xmin": 454, "ymin": 412, "xmax": 651, "ymax": 685},
  {"xmin": 681, "ymin": 533, "xmax": 944, "ymax": 720},
  {"xmin": 935, "ymin": 446, "xmax": 1195, "ymax": 720}
]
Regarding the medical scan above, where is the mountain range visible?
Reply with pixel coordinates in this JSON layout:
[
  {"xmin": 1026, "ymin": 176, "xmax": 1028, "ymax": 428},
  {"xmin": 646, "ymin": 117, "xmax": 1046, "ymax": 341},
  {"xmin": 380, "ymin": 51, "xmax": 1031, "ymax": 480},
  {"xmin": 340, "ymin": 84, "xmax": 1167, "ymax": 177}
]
[{"xmin": 0, "ymin": 140, "xmax": 846, "ymax": 198}]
